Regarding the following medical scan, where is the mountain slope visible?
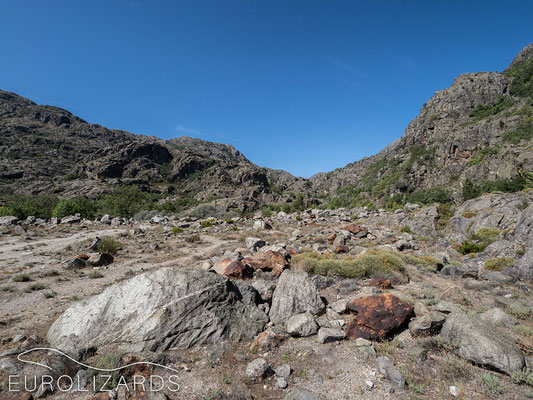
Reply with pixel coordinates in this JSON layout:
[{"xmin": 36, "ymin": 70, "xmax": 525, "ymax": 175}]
[
  {"xmin": 0, "ymin": 91, "xmax": 308, "ymax": 212},
  {"xmin": 312, "ymin": 43, "xmax": 533, "ymax": 209}
]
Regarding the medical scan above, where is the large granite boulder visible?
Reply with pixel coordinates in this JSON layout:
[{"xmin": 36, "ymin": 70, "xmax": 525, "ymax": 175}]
[
  {"xmin": 47, "ymin": 268, "xmax": 268, "ymax": 352},
  {"xmin": 440, "ymin": 312, "xmax": 525, "ymax": 374}
]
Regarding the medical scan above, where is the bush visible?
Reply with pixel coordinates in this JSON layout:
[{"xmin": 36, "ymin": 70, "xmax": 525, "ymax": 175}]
[
  {"xmin": 511, "ymin": 370, "xmax": 533, "ymax": 387},
  {"xmin": 13, "ymin": 274, "xmax": 31, "ymax": 282},
  {"xmin": 52, "ymin": 197, "xmax": 96, "ymax": 219},
  {"xmin": 463, "ymin": 176, "xmax": 527, "ymax": 201},
  {"xmin": 469, "ymin": 97, "xmax": 514, "ymax": 120},
  {"xmin": 468, "ymin": 146, "xmax": 500, "ymax": 165},
  {"xmin": 97, "ymin": 186, "xmax": 154, "ymax": 218},
  {"xmin": 457, "ymin": 228, "xmax": 501, "ymax": 255},
  {"xmin": 508, "ymin": 303, "xmax": 531, "ymax": 320},
  {"xmin": 504, "ymin": 57, "xmax": 533, "ymax": 98},
  {"xmin": 480, "ymin": 373, "xmax": 506, "ymax": 395},
  {"xmin": 293, "ymin": 248, "xmax": 407, "ymax": 282},
  {"xmin": 98, "ymin": 237, "xmax": 122, "ymax": 254},
  {"xmin": 0, "ymin": 195, "xmax": 59, "ymax": 219},
  {"xmin": 408, "ymin": 186, "xmax": 452, "ymax": 205},
  {"xmin": 484, "ymin": 257, "xmax": 514, "ymax": 271}
]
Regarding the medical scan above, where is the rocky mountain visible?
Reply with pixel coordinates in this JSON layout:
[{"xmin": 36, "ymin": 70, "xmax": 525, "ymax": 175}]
[
  {"xmin": 0, "ymin": 91, "xmax": 308, "ymax": 212},
  {"xmin": 312, "ymin": 43, "xmax": 533, "ymax": 208},
  {"xmin": 1, "ymin": 43, "xmax": 531, "ymax": 216}
]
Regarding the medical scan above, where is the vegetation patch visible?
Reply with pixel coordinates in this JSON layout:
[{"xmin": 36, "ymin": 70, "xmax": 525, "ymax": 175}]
[
  {"xmin": 456, "ymin": 228, "xmax": 501, "ymax": 255},
  {"xmin": 469, "ymin": 97, "xmax": 514, "ymax": 121},
  {"xmin": 484, "ymin": 257, "xmax": 514, "ymax": 271},
  {"xmin": 468, "ymin": 146, "xmax": 500, "ymax": 165},
  {"xmin": 504, "ymin": 57, "xmax": 533, "ymax": 98},
  {"xmin": 462, "ymin": 176, "xmax": 527, "ymax": 201},
  {"xmin": 98, "ymin": 237, "xmax": 122, "ymax": 254}
]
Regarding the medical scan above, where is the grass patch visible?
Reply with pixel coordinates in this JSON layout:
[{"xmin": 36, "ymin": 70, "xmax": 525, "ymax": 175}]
[
  {"xmin": 508, "ymin": 303, "xmax": 531, "ymax": 320},
  {"xmin": 480, "ymin": 373, "xmax": 506, "ymax": 395},
  {"xmin": 511, "ymin": 370, "xmax": 533, "ymax": 387},
  {"xmin": 89, "ymin": 271, "xmax": 104, "ymax": 279},
  {"xmin": 514, "ymin": 325, "xmax": 533, "ymax": 337},
  {"xmin": 470, "ymin": 97, "xmax": 514, "ymax": 121},
  {"xmin": 98, "ymin": 237, "xmax": 122, "ymax": 254},
  {"xmin": 293, "ymin": 248, "xmax": 407, "ymax": 282},
  {"xmin": 484, "ymin": 257, "xmax": 514, "ymax": 271},
  {"xmin": 29, "ymin": 282, "xmax": 46, "ymax": 291},
  {"xmin": 12, "ymin": 274, "xmax": 31, "ymax": 282}
]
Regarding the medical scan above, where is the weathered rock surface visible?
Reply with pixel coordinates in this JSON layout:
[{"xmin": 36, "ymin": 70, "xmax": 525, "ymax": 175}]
[
  {"xmin": 242, "ymin": 251, "xmax": 289, "ymax": 277},
  {"xmin": 47, "ymin": 268, "xmax": 268, "ymax": 352},
  {"xmin": 285, "ymin": 312, "xmax": 319, "ymax": 337},
  {"xmin": 346, "ymin": 294, "xmax": 413, "ymax": 340},
  {"xmin": 269, "ymin": 270, "xmax": 325, "ymax": 325},
  {"xmin": 440, "ymin": 312, "xmax": 525, "ymax": 374}
]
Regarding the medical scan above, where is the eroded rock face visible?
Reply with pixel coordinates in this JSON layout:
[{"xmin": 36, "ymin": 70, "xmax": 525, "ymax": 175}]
[
  {"xmin": 242, "ymin": 251, "xmax": 289, "ymax": 277},
  {"xmin": 47, "ymin": 268, "xmax": 268, "ymax": 352},
  {"xmin": 440, "ymin": 312, "xmax": 525, "ymax": 374},
  {"xmin": 269, "ymin": 270, "xmax": 325, "ymax": 325},
  {"xmin": 346, "ymin": 294, "xmax": 413, "ymax": 340},
  {"xmin": 212, "ymin": 259, "xmax": 253, "ymax": 279}
]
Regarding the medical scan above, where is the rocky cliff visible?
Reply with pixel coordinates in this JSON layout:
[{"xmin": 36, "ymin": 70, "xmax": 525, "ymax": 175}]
[{"xmin": 312, "ymin": 43, "xmax": 533, "ymax": 208}]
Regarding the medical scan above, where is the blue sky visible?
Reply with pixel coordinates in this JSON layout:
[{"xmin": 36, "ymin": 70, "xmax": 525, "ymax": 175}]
[{"xmin": 1, "ymin": 1, "xmax": 532, "ymax": 177}]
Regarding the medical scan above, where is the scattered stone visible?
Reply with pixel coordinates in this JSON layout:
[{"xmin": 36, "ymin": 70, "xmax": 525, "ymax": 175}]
[
  {"xmin": 243, "ymin": 251, "xmax": 289, "ymax": 277},
  {"xmin": 246, "ymin": 358, "xmax": 270, "ymax": 382},
  {"xmin": 245, "ymin": 237, "xmax": 266, "ymax": 251},
  {"xmin": 60, "ymin": 215, "xmax": 81, "ymax": 224},
  {"xmin": 212, "ymin": 259, "xmax": 253, "ymax": 279},
  {"xmin": 440, "ymin": 312, "xmax": 525, "ymax": 374},
  {"xmin": 86, "ymin": 252, "xmax": 114, "ymax": 267},
  {"xmin": 365, "ymin": 380, "xmax": 374, "ymax": 389},
  {"xmin": 335, "ymin": 245, "xmax": 350, "ymax": 254},
  {"xmin": 277, "ymin": 377, "xmax": 288, "ymax": 389},
  {"xmin": 275, "ymin": 364, "xmax": 291, "ymax": 380},
  {"xmin": 408, "ymin": 312, "xmax": 446, "ymax": 336},
  {"xmin": 354, "ymin": 337, "xmax": 376, "ymax": 358},
  {"xmin": 346, "ymin": 294, "xmax": 413, "ymax": 340},
  {"xmin": 449, "ymin": 386, "xmax": 459, "ymax": 397},
  {"xmin": 344, "ymin": 224, "xmax": 368, "ymax": 238},
  {"xmin": 317, "ymin": 327, "xmax": 346, "ymax": 343},
  {"xmin": 0, "ymin": 216, "xmax": 19, "ymax": 225},
  {"xmin": 253, "ymin": 219, "xmax": 272, "ymax": 230},
  {"xmin": 66, "ymin": 257, "xmax": 87, "ymax": 270},
  {"xmin": 250, "ymin": 327, "xmax": 287, "ymax": 351},
  {"xmin": 269, "ymin": 270, "xmax": 325, "ymax": 325},
  {"xmin": 285, "ymin": 312, "xmax": 319, "ymax": 337},
  {"xmin": 368, "ymin": 279, "xmax": 392, "ymax": 289},
  {"xmin": 327, "ymin": 233, "xmax": 336, "ymax": 244},
  {"xmin": 329, "ymin": 299, "xmax": 350, "ymax": 314},
  {"xmin": 375, "ymin": 356, "xmax": 405, "ymax": 388},
  {"xmin": 88, "ymin": 237, "xmax": 101, "ymax": 250},
  {"xmin": 252, "ymin": 279, "xmax": 276, "ymax": 302}
]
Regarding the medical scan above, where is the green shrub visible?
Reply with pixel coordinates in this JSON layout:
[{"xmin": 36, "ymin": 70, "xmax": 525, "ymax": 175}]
[
  {"xmin": 484, "ymin": 257, "xmax": 514, "ymax": 271},
  {"xmin": 0, "ymin": 195, "xmax": 59, "ymax": 219},
  {"xmin": 469, "ymin": 97, "xmax": 514, "ymax": 120},
  {"xmin": 408, "ymin": 186, "xmax": 452, "ymax": 205},
  {"xmin": 400, "ymin": 226, "xmax": 412, "ymax": 233},
  {"xmin": 98, "ymin": 237, "xmax": 122, "ymax": 254},
  {"xmin": 463, "ymin": 176, "xmax": 527, "ymax": 201},
  {"xmin": 503, "ymin": 123, "xmax": 533, "ymax": 144},
  {"xmin": 97, "ymin": 186, "xmax": 154, "ymax": 218},
  {"xmin": 480, "ymin": 373, "xmax": 506, "ymax": 395},
  {"xmin": 200, "ymin": 220, "xmax": 214, "ymax": 228},
  {"xmin": 30, "ymin": 282, "xmax": 46, "ymax": 291},
  {"xmin": 89, "ymin": 271, "xmax": 104, "ymax": 279},
  {"xmin": 508, "ymin": 303, "xmax": 531, "ymax": 320},
  {"xmin": 457, "ymin": 228, "xmax": 501, "ymax": 255},
  {"xmin": 511, "ymin": 370, "xmax": 533, "ymax": 387},
  {"xmin": 504, "ymin": 57, "xmax": 533, "ymax": 98},
  {"xmin": 171, "ymin": 227, "xmax": 184, "ymax": 234},
  {"xmin": 468, "ymin": 146, "xmax": 500, "ymax": 165},
  {"xmin": 12, "ymin": 274, "xmax": 31, "ymax": 282},
  {"xmin": 52, "ymin": 197, "xmax": 96, "ymax": 219}
]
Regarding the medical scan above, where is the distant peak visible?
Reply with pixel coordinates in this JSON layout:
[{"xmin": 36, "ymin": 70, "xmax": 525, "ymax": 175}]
[{"xmin": 507, "ymin": 43, "xmax": 533, "ymax": 70}]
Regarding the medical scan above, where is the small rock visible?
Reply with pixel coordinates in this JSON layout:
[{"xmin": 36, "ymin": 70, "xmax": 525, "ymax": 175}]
[
  {"xmin": 317, "ymin": 327, "xmax": 346, "ymax": 343},
  {"xmin": 252, "ymin": 279, "xmax": 276, "ymax": 302},
  {"xmin": 365, "ymin": 380, "xmax": 374, "ymax": 389},
  {"xmin": 246, "ymin": 358, "xmax": 271, "ymax": 382},
  {"xmin": 449, "ymin": 386, "xmax": 459, "ymax": 397},
  {"xmin": 277, "ymin": 377, "xmax": 288, "ymax": 389},
  {"xmin": 479, "ymin": 308, "xmax": 518, "ymax": 329},
  {"xmin": 408, "ymin": 312, "xmax": 446, "ymax": 336},
  {"xmin": 66, "ymin": 257, "xmax": 86, "ymax": 270},
  {"xmin": 246, "ymin": 237, "xmax": 266, "ymax": 251},
  {"xmin": 275, "ymin": 364, "xmax": 291, "ymax": 380},
  {"xmin": 285, "ymin": 312, "xmax": 319, "ymax": 337},
  {"xmin": 375, "ymin": 356, "xmax": 405, "ymax": 388},
  {"xmin": 87, "ymin": 253, "xmax": 114, "ymax": 267}
]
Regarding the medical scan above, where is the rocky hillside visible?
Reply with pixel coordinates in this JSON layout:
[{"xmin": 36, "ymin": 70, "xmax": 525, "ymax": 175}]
[
  {"xmin": 0, "ymin": 92, "xmax": 308, "ymax": 212},
  {"xmin": 312, "ymin": 43, "xmax": 533, "ymax": 208}
]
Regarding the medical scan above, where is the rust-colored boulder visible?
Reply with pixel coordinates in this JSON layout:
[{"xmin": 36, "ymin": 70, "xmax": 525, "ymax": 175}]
[
  {"xmin": 286, "ymin": 249, "xmax": 300, "ymax": 257},
  {"xmin": 250, "ymin": 328, "xmax": 285, "ymax": 351},
  {"xmin": 344, "ymin": 224, "xmax": 368, "ymax": 238},
  {"xmin": 327, "ymin": 233, "xmax": 337, "ymax": 244},
  {"xmin": 346, "ymin": 294, "xmax": 413, "ymax": 340},
  {"xmin": 75, "ymin": 253, "xmax": 89, "ymax": 260},
  {"xmin": 368, "ymin": 279, "xmax": 392, "ymax": 289},
  {"xmin": 212, "ymin": 259, "xmax": 253, "ymax": 279},
  {"xmin": 335, "ymin": 245, "xmax": 350, "ymax": 254},
  {"xmin": 242, "ymin": 251, "xmax": 289, "ymax": 277}
]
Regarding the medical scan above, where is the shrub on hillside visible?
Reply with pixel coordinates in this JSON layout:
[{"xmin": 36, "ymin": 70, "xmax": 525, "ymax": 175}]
[{"xmin": 52, "ymin": 198, "xmax": 96, "ymax": 219}]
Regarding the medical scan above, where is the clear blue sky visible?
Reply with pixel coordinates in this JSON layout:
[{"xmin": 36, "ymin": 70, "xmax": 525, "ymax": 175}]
[{"xmin": 1, "ymin": 1, "xmax": 532, "ymax": 177}]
